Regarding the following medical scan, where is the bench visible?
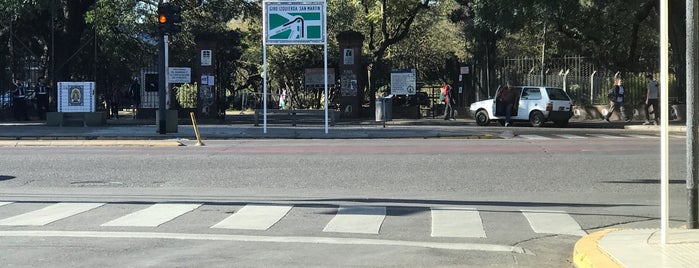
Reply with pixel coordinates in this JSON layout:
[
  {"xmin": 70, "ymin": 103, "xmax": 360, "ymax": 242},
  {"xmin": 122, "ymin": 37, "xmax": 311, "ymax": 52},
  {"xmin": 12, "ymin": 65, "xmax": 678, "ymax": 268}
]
[{"xmin": 254, "ymin": 109, "xmax": 338, "ymax": 126}]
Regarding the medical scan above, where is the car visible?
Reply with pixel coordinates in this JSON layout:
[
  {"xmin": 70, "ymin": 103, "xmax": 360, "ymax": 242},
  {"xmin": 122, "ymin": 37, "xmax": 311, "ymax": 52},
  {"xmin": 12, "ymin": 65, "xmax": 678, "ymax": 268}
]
[{"xmin": 469, "ymin": 86, "xmax": 574, "ymax": 127}]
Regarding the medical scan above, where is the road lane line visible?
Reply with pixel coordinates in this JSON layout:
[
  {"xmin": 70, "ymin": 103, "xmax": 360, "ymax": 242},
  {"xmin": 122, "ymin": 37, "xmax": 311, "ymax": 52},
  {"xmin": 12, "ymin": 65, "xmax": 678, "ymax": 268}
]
[
  {"xmin": 625, "ymin": 134, "xmax": 656, "ymax": 139},
  {"xmin": 518, "ymin": 135, "xmax": 552, "ymax": 140},
  {"xmin": 0, "ymin": 202, "xmax": 12, "ymax": 207},
  {"xmin": 431, "ymin": 207, "xmax": 486, "ymax": 238},
  {"xmin": 323, "ymin": 206, "xmax": 386, "ymax": 234},
  {"xmin": 211, "ymin": 204, "xmax": 292, "ymax": 230},
  {"xmin": 101, "ymin": 203, "xmax": 202, "ymax": 227},
  {"xmin": 521, "ymin": 210, "xmax": 586, "ymax": 236},
  {"xmin": 589, "ymin": 134, "xmax": 624, "ymax": 139},
  {"xmin": 0, "ymin": 230, "xmax": 531, "ymax": 253},
  {"xmin": 0, "ymin": 202, "xmax": 105, "ymax": 226},
  {"xmin": 554, "ymin": 134, "xmax": 587, "ymax": 139}
]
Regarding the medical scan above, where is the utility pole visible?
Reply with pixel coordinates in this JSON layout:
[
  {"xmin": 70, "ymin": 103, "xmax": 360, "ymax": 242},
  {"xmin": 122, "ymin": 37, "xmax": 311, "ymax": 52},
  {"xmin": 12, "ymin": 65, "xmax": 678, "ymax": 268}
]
[{"xmin": 686, "ymin": 0, "xmax": 699, "ymax": 229}]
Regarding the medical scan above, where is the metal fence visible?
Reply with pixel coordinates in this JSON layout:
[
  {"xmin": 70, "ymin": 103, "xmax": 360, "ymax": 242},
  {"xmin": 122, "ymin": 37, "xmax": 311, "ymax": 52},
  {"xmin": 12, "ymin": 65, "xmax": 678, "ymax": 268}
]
[{"xmin": 489, "ymin": 56, "xmax": 681, "ymax": 106}]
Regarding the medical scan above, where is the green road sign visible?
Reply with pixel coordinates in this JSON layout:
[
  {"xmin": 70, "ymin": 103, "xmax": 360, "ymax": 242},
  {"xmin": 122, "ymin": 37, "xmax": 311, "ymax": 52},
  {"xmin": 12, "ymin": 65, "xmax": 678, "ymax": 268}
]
[{"xmin": 265, "ymin": 1, "xmax": 325, "ymax": 45}]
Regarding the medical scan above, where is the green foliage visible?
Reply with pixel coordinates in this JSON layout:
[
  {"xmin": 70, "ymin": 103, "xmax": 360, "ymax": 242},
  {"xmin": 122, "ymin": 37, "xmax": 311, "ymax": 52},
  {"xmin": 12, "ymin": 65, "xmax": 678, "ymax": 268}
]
[{"xmin": 175, "ymin": 83, "xmax": 198, "ymax": 108}]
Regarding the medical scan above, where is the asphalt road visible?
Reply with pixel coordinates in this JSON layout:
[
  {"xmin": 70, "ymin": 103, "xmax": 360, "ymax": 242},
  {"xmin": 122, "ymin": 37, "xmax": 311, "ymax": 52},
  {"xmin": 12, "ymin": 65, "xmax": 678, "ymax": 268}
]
[{"xmin": 0, "ymin": 132, "xmax": 690, "ymax": 267}]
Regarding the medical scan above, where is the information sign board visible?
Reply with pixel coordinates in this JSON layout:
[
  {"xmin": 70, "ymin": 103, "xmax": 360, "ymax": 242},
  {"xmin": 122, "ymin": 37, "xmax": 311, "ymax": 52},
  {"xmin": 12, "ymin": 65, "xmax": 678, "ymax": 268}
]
[
  {"xmin": 265, "ymin": 1, "xmax": 325, "ymax": 44},
  {"xmin": 390, "ymin": 69, "xmax": 417, "ymax": 95}
]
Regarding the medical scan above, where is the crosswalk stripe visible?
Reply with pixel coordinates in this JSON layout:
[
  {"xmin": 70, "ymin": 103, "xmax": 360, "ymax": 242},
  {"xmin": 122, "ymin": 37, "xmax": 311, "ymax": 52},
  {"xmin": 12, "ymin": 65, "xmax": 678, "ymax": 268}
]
[
  {"xmin": 431, "ymin": 207, "xmax": 486, "ymax": 238},
  {"xmin": 518, "ymin": 135, "xmax": 552, "ymax": 140},
  {"xmin": 589, "ymin": 134, "xmax": 623, "ymax": 139},
  {"xmin": 210, "ymin": 204, "xmax": 293, "ymax": 230},
  {"xmin": 0, "ymin": 202, "xmax": 12, "ymax": 207},
  {"xmin": 101, "ymin": 203, "xmax": 202, "ymax": 227},
  {"xmin": 323, "ymin": 206, "xmax": 386, "ymax": 234},
  {"xmin": 554, "ymin": 134, "xmax": 587, "ymax": 139},
  {"xmin": 521, "ymin": 210, "xmax": 586, "ymax": 236},
  {"xmin": 625, "ymin": 134, "xmax": 656, "ymax": 139},
  {"xmin": 0, "ymin": 202, "xmax": 105, "ymax": 226}
]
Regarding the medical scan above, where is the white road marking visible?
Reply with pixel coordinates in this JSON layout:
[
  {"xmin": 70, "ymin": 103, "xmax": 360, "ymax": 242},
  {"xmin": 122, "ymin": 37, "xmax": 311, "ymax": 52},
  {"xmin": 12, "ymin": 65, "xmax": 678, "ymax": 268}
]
[
  {"xmin": 431, "ymin": 207, "xmax": 486, "ymax": 238},
  {"xmin": 101, "ymin": 203, "xmax": 201, "ymax": 227},
  {"xmin": 323, "ymin": 206, "xmax": 386, "ymax": 234},
  {"xmin": 554, "ymin": 134, "xmax": 587, "ymax": 139},
  {"xmin": 521, "ymin": 210, "xmax": 586, "ymax": 236},
  {"xmin": 518, "ymin": 135, "xmax": 552, "ymax": 140},
  {"xmin": 0, "ymin": 202, "xmax": 105, "ymax": 226},
  {"xmin": 625, "ymin": 134, "xmax": 656, "ymax": 139},
  {"xmin": 211, "ymin": 204, "xmax": 293, "ymax": 230},
  {"xmin": 0, "ymin": 230, "xmax": 530, "ymax": 253},
  {"xmin": 589, "ymin": 134, "xmax": 624, "ymax": 139},
  {"xmin": 0, "ymin": 202, "xmax": 12, "ymax": 207}
]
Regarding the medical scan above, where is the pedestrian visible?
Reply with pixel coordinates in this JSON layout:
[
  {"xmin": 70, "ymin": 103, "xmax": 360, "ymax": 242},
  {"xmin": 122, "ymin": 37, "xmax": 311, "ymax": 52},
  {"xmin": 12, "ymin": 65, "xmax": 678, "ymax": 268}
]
[
  {"xmin": 442, "ymin": 81, "xmax": 455, "ymax": 120},
  {"xmin": 498, "ymin": 83, "xmax": 516, "ymax": 126},
  {"xmin": 279, "ymin": 89, "xmax": 287, "ymax": 109},
  {"xmin": 11, "ymin": 79, "xmax": 28, "ymax": 121},
  {"xmin": 603, "ymin": 78, "xmax": 630, "ymax": 123},
  {"xmin": 643, "ymin": 74, "xmax": 659, "ymax": 125},
  {"xmin": 110, "ymin": 88, "xmax": 120, "ymax": 119},
  {"xmin": 36, "ymin": 77, "xmax": 49, "ymax": 120},
  {"xmin": 129, "ymin": 79, "xmax": 141, "ymax": 119}
]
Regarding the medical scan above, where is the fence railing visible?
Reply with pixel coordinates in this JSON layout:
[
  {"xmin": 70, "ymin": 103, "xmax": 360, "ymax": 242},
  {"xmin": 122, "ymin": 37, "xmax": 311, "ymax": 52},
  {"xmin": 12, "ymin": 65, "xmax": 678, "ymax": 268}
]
[{"xmin": 486, "ymin": 56, "xmax": 682, "ymax": 105}]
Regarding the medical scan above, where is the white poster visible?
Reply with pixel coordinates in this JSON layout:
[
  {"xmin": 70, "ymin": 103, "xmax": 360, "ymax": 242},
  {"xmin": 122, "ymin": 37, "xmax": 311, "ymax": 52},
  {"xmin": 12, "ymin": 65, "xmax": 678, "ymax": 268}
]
[
  {"xmin": 343, "ymin": 48, "xmax": 354, "ymax": 65},
  {"xmin": 201, "ymin": 50, "xmax": 212, "ymax": 66},
  {"xmin": 57, "ymin": 82, "xmax": 95, "ymax": 112},
  {"xmin": 390, "ymin": 69, "xmax": 416, "ymax": 95}
]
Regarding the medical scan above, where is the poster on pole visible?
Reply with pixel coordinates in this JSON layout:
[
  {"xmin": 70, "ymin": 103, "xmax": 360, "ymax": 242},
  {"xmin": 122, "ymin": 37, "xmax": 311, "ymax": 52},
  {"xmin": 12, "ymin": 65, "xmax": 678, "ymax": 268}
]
[
  {"xmin": 390, "ymin": 69, "xmax": 417, "ymax": 95},
  {"xmin": 265, "ymin": 1, "xmax": 325, "ymax": 45}
]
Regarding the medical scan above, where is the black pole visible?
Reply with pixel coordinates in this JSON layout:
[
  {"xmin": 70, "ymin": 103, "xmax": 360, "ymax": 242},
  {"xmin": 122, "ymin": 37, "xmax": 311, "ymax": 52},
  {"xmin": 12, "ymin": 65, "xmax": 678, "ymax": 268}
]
[
  {"xmin": 686, "ymin": 0, "xmax": 698, "ymax": 229},
  {"xmin": 158, "ymin": 34, "xmax": 167, "ymax": 134}
]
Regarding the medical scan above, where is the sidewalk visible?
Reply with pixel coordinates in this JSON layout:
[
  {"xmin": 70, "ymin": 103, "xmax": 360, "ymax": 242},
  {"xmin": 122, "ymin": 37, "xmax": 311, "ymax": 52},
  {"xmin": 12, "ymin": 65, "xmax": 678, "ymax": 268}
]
[
  {"xmin": 1, "ymin": 115, "xmax": 697, "ymax": 267},
  {"xmin": 574, "ymin": 228, "xmax": 699, "ymax": 268}
]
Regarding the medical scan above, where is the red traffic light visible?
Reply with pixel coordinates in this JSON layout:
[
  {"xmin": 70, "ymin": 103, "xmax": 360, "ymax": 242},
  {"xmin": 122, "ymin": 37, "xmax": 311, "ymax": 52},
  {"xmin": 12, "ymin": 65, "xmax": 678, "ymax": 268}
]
[{"xmin": 158, "ymin": 15, "xmax": 167, "ymax": 24}]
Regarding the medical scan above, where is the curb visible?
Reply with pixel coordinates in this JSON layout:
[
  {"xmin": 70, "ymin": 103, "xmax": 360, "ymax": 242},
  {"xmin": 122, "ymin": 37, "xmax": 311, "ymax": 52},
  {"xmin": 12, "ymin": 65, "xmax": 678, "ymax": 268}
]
[
  {"xmin": 0, "ymin": 140, "xmax": 183, "ymax": 147},
  {"xmin": 573, "ymin": 229, "xmax": 623, "ymax": 268}
]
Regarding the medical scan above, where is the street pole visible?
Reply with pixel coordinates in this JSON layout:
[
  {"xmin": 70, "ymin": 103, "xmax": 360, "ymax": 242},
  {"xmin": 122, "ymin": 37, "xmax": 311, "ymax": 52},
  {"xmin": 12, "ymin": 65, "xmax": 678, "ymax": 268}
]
[
  {"xmin": 686, "ymin": 0, "xmax": 699, "ymax": 229},
  {"xmin": 660, "ymin": 0, "xmax": 670, "ymax": 244},
  {"xmin": 158, "ymin": 33, "xmax": 167, "ymax": 134}
]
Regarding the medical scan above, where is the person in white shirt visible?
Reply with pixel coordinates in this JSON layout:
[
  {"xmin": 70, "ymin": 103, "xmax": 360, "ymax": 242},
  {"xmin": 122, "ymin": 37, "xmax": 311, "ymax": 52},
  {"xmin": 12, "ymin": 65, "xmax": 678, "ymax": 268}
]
[{"xmin": 644, "ymin": 74, "xmax": 659, "ymax": 125}]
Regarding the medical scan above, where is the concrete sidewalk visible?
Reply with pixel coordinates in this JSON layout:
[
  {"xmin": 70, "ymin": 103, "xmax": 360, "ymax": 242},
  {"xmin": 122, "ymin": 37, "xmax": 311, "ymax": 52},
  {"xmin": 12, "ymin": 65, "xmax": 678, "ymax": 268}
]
[{"xmin": 574, "ymin": 228, "xmax": 699, "ymax": 268}]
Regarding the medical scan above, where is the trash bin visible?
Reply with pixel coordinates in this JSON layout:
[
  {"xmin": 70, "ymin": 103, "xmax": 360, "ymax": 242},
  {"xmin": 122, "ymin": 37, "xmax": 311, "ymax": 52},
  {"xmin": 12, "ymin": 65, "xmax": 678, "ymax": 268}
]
[{"xmin": 375, "ymin": 95, "xmax": 393, "ymax": 121}]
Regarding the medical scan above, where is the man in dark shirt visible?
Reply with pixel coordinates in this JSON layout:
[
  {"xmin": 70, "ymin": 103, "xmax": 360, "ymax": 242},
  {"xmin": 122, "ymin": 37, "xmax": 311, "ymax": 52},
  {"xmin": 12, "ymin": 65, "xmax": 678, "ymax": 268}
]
[{"xmin": 498, "ymin": 84, "xmax": 516, "ymax": 126}]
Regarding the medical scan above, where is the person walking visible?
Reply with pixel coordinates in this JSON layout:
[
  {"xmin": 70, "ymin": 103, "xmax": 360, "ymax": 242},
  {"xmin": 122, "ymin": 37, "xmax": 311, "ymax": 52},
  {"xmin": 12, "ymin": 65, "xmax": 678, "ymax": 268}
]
[
  {"xmin": 441, "ymin": 81, "xmax": 455, "ymax": 120},
  {"xmin": 498, "ymin": 84, "xmax": 517, "ymax": 126},
  {"xmin": 110, "ymin": 88, "xmax": 120, "ymax": 119},
  {"xmin": 129, "ymin": 79, "xmax": 141, "ymax": 119},
  {"xmin": 644, "ymin": 74, "xmax": 659, "ymax": 125},
  {"xmin": 279, "ymin": 89, "xmax": 287, "ymax": 109},
  {"xmin": 603, "ymin": 78, "xmax": 629, "ymax": 123}
]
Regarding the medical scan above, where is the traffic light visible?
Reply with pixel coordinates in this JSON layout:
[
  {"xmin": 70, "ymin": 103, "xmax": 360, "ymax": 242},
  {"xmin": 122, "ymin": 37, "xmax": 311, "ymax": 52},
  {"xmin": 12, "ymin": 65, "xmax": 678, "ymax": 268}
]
[{"xmin": 156, "ymin": 3, "xmax": 182, "ymax": 35}]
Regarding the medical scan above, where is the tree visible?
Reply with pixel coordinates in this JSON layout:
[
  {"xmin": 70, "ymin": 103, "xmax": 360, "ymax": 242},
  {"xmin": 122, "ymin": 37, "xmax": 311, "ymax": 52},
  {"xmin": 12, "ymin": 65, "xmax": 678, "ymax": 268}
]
[{"xmin": 360, "ymin": 0, "xmax": 433, "ymax": 105}]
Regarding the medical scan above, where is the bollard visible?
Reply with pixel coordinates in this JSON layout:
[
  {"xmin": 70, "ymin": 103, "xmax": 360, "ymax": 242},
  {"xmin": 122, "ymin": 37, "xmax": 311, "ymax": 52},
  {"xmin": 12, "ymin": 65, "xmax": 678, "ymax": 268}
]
[{"xmin": 189, "ymin": 112, "xmax": 204, "ymax": 146}]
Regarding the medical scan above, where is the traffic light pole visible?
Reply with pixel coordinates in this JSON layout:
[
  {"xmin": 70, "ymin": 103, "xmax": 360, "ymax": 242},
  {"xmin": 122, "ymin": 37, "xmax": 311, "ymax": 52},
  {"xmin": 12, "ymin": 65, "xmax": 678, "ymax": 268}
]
[{"xmin": 158, "ymin": 34, "xmax": 167, "ymax": 134}]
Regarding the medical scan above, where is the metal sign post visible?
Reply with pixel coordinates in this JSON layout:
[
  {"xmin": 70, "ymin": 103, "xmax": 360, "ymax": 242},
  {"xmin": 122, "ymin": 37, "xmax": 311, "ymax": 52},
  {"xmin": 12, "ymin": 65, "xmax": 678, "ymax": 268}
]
[{"xmin": 660, "ymin": 0, "xmax": 670, "ymax": 244}]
